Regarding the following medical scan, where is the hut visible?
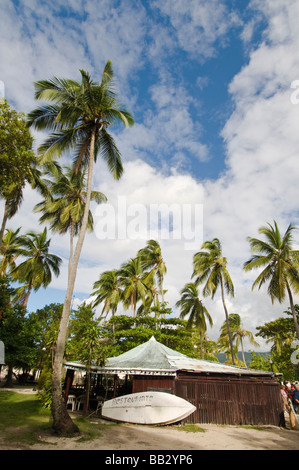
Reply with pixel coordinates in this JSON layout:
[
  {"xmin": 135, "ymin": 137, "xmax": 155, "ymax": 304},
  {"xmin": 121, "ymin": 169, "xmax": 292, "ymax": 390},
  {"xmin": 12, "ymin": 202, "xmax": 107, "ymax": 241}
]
[{"xmin": 64, "ymin": 336, "xmax": 284, "ymax": 426}]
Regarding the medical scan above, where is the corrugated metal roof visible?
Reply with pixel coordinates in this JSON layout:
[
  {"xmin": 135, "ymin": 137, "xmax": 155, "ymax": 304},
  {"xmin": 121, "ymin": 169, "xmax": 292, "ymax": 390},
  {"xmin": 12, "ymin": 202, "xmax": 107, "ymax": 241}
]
[{"xmin": 64, "ymin": 336, "xmax": 276, "ymax": 377}]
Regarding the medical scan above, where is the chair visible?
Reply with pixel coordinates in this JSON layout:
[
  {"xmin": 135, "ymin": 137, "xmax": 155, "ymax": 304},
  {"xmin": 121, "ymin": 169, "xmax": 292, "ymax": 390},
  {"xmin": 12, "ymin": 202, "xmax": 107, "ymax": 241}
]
[
  {"xmin": 76, "ymin": 395, "xmax": 84, "ymax": 411},
  {"xmin": 95, "ymin": 396, "xmax": 104, "ymax": 415},
  {"xmin": 86, "ymin": 396, "xmax": 104, "ymax": 418},
  {"xmin": 66, "ymin": 394, "xmax": 76, "ymax": 412}
]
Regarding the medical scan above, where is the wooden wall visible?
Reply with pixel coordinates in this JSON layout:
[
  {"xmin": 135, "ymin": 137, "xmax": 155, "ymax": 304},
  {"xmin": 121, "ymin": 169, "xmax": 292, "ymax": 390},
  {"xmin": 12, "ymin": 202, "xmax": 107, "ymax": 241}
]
[
  {"xmin": 132, "ymin": 372, "xmax": 285, "ymax": 427},
  {"xmin": 132, "ymin": 375, "xmax": 175, "ymax": 394}
]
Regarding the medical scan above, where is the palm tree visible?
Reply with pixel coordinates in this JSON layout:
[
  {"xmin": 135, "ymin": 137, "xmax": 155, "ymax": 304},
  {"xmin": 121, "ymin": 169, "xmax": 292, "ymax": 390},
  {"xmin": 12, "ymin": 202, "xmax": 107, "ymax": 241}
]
[
  {"xmin": 0, "ymin": 166, "xmax": 50, "ymax": 248},
  {"xmin": 10, "ymin": 228, "xmax": 61, "ymax": 309},
  {"xmin": 0, "ymin": 185, "xmax": 23, "ymax": 248},
  {"xmin": 218, "ymin": 313, "xmax": 259, "ymax": 366},
  {"xmin": 118, "ymin": 257, "xmax": 150, "ymax": 326},
  {"xmin": 34, "ymin": 164, "xmax": 106, "ymax": 280},
  {"xmin": 138, "ymin": 240, "xmax": 167, "ymax": 308},
  {"xmin": 0, "ymin": 227, "xmax": 24, "ymax": 276},
  {"xmin": 92, "ymin": 269, "xmax": 121, "ymax": 336},
  {"xmin": 193, "ymin": 238, "xmax": 236, "ymax": 364},
  {"xmin": 175, "ymin": 282, "xmax": 213, "ymax": 358},
  {"xmin": 244, "ymin": 220, "xmax": 299, "ymax": 340},
  {"xmin": 27, "ymin": 61, "xmax": 134, "ymax": 435}
]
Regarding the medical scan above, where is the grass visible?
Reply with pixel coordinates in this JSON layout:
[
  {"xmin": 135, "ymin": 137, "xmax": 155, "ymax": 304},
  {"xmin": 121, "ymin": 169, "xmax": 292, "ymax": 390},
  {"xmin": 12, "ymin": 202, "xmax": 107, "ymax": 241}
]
[
  {"xmin": 0, "ymin": 390, "xmax": 52, "ymax": 447},
  {"xmin": 0, "ymin": 390, "xmax": 119, "ymax": 448},
  {"xmin": 177, "ymin": 423, "xmax": 206, "ymax": 433}
]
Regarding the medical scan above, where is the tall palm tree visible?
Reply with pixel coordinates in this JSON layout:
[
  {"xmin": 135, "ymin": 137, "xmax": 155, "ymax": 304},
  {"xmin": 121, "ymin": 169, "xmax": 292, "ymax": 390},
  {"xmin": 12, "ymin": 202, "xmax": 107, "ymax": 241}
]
[
  {"xmin": 27, "ymin": 61, "xmax": 133, "ymax": 435},
  {"xmin": 34, "ymin": 164, "xmax": 106, "ymax": 280},
  {"xmin": 10, "ymin": 228, "xmax": 61, "ymax": 309},
  {"xmin": 92, "ymin": 269, "xmax": 121, "ymax": 336},
  {"xmin": 193, "ymin": 238, "xmax": 236, "ymax": 364},
  {"xmin": 218, "ymin": 313, "xmax": 259, "ymax": 366},
  {"xmin": 175, "ymin": 282, "xmax": 213, "ymax": 358},
  {"xmin": 118, "ymin": 257, "xmax": 150, "ymax": 327},
  {"xmin": 138, "ymin": 240, "xmax": 167, "ymax": 307},
  {"xmin": 244, "ymin": 220, "xmax": 299, "ymax": 340}
]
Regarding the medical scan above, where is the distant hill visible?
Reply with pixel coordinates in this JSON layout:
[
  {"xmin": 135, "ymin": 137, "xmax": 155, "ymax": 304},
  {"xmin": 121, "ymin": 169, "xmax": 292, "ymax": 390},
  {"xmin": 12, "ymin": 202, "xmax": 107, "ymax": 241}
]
[{"xmin": 217, "ymin": 351, "xmax": 270, "ymax": 365}]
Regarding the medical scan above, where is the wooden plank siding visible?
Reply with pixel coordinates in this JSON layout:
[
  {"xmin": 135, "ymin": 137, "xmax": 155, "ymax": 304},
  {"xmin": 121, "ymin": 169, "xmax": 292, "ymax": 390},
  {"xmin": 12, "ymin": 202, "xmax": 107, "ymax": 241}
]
[
  {"xmin": 175, "ymin": 373, "xmax": 284, "ymax": 426},
  {"xmin": 132, "ymin": 375, "xmax": 175, "ymax": 394},
  {"xmin": 131, "ymin": 372, "xmax": 285, "ymax": 427}
]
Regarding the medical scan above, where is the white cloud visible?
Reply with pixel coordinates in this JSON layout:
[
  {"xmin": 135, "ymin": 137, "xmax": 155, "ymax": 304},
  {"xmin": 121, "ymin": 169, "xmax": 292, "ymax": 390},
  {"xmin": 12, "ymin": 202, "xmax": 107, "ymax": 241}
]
[
  {"xmin": 1, "ymin": 0, "xmax": 299, "ymax": 353},
  {"xmin": 152, "ymin": 0, "xmax": 242, "ymax": 59}
]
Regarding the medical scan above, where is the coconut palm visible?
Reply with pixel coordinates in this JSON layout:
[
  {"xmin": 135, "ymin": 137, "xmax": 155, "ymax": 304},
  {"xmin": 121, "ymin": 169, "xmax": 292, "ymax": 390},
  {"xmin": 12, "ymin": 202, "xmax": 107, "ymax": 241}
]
[
  {"xmin": 0, "ymin": 185, "xmax": 23, "ymax": 249},
  {"xmin": 10, "ymin": 228, "xmax": 61, "ymax": 309},
  {"xmin": 0, "ymin": 227, "xmax": 24, "ymax": 276},
  {"xmin": 244, "ymin": 220, "xmax": 299, "ymax": 340},
  {"xmin": 193, "ymin": 238, "xmax": 236, "ymax": 364},
  {"xmin": 218, "ymin": 313, "xmax": 259, "ymax": 366},
  {"xmin": 118, "ymin": 257, "xmax": 150, "ymax": 327},
  {"xmin": 138, "ymin": 240, "xmax": 167, "ymax": 307},
  {"xmin": 136, "ymin": 284, "xmax": 161, "ymax": 329},
  {"xmin": 92, "ymin": 269, "xmax": 121, "ymax": 336},
  {"xmin": 0, "ymin": 166, "xmax": 50, "ymax": 248},
  {"xmin": 34, "ymin": 164, "xmax": 107, "ymax": 280},
  {"xmin": 27, "ymin": 61, "xmax": 133, "ymax": 435},
  {"xmin": 175, "ymin": 282, "xmax": 213, "ymax": 358}
]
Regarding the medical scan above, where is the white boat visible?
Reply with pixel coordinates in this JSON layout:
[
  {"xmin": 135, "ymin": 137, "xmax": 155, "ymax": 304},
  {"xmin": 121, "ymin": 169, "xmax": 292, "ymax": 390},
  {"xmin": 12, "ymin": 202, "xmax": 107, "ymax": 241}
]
[{"xmin": 101, "ymin": 391, "xmax": 196, "ymax": 425}]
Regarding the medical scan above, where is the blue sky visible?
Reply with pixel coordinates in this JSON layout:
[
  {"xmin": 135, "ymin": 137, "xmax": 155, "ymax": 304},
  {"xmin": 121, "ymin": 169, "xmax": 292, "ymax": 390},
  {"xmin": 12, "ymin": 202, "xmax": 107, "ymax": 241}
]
[{"xmin": 1, "ymin": 0, "xmax": 299, "ymax": 349}]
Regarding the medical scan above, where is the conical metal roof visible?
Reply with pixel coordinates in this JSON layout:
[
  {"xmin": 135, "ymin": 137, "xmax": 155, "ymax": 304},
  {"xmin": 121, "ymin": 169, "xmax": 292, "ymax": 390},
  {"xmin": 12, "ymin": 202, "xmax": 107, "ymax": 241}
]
[
  {"xmin": 64, "ymin": 336, "xmax": 276, "ymax": 377},
  {"xmin": 106, "ymin": 336, "xmax": 185, "ymax": 371}
]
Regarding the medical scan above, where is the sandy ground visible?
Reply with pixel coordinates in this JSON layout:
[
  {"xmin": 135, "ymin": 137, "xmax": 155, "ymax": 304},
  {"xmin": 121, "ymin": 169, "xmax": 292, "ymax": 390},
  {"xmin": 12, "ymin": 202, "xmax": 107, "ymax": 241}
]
[
  {"xmin": 29, "ymin": 419, "xmax": 299, "ymax": 451},
  {"xmin": 1, "ymin": 387, "xmax": 299, "ymax": 451}
]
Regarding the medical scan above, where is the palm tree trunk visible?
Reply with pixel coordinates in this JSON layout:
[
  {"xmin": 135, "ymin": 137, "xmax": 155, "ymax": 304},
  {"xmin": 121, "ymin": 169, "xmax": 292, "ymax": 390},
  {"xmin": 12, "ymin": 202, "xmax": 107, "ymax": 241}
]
[
  {"xmin": 200, "ymin": 331, "xmax": 203, "ymax": 359},
  {"xmin": 161, "ymin": 277, "xmax": 166, "ymax": 319},
  {"xmin": 286, "ymin": 282, "xmax": 299, "ymax": 340},
  {"xmin": 84, "ymin": 364, "xmax": 91, "ymax": 415},
  {"xmin": 0, "ymin": 199, "xmax": 9, "ymax": 248},
  {"xmin": 68, "ymin": 221, "xmax": 74, "ymax": 281},
  {"xmin": 220, "ymin": 276, "xmax": 235, "ymax": 365},
  {"xmin": 21, "ymin": 286, "xmax": 32, "ymax": 310},
  {"xmin": 51, "ymin": 127, "xmax": 96, "ymax": 436},
  {"xmin": 112, "ymin": 310, "xmax": 115, "ymax": 342},
  {"xmin": 133, "ymin": 292, "xmax": 136, "ymax": 328},
  {"xmin": 240, "ymin": 337, "xmax": 247, "ymax": 367}
]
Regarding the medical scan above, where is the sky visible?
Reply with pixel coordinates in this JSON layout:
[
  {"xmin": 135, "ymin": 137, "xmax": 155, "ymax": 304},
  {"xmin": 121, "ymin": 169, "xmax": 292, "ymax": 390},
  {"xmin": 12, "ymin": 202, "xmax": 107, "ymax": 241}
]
[{"xmin": 1, "ymin": 0, "xmax": 299, "ymax": 351}]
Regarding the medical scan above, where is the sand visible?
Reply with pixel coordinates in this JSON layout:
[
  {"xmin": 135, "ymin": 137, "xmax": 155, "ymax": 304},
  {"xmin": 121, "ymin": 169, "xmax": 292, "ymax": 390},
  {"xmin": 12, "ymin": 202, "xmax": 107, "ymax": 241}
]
[{"xmin": 27, "ymin": 420, "xmax": 299, "ymax": 451}]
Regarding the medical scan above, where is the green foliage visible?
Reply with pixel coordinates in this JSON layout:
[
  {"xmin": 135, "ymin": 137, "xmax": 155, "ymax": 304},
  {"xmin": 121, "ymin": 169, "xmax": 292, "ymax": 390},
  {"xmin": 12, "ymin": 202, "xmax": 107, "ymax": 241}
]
[
  {"xmin": 68, "ymin": 302, "xmax": 107, "ymax": 366},
  {"xmin": 36, "ymin": 364, "xmax": 53, "ymax": 409},
  {"xmin": 0, "ymin": 302, "xmax": 35, "ymax": 370},
  {"xmin": 252, "ymin": 307, "xmax": 299, "ymax": 380},
  {"xmin": 244, "ymin": 220, "xmax": 299, "ymax": 340},
  {"xmin": 100, "ymin": 313, "xmax": 215, "ymax": 360},
  {"xmin": 0, "ymin": 100, "xmax": 34, "ymax": 192},
  {"xmin": 248, "ymin": 352, "xmax": 273, "ymax": 373},
  {"xmin": 34, "ymin": 164, "xmax": 107, "ymax": 236}
]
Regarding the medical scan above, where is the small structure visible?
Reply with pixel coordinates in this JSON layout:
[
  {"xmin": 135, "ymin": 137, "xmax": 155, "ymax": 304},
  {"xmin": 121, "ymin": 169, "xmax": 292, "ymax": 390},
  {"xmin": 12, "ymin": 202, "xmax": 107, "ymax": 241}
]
[{"xmin": 64, "ymin": 336, "xmax": 284, "ymax": 426}]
